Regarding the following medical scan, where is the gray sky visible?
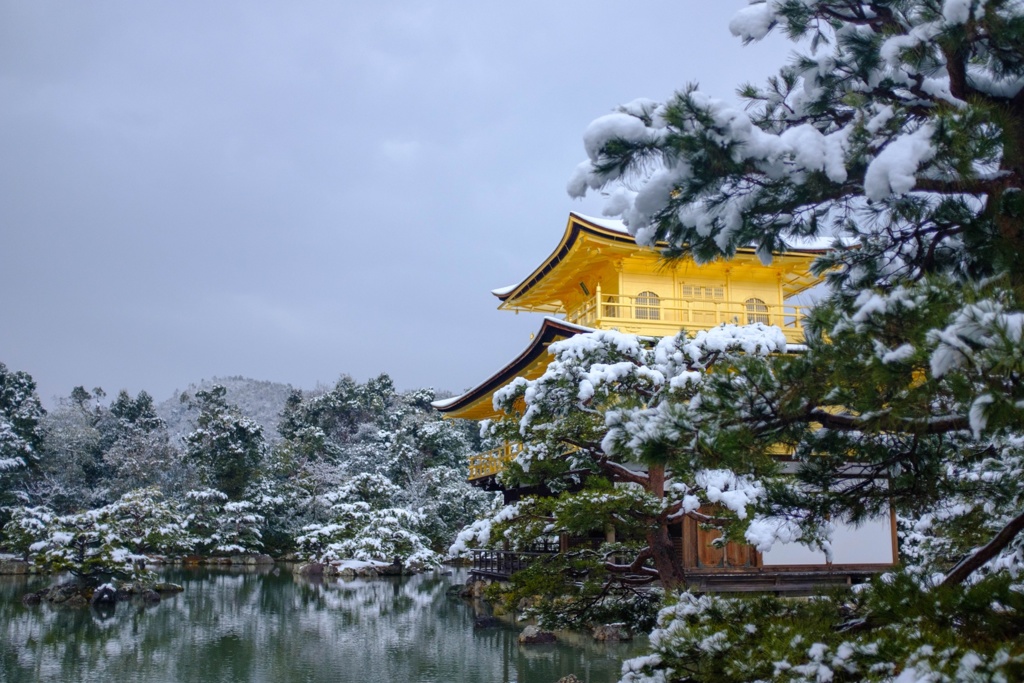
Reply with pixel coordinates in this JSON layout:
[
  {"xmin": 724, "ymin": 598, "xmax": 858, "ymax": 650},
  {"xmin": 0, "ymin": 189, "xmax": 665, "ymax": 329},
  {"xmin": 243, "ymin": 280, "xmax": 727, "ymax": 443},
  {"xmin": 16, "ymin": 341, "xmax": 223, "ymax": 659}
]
[{"xmin": 1, "ymin": 1, "xmax": 793, "ymax": 405}]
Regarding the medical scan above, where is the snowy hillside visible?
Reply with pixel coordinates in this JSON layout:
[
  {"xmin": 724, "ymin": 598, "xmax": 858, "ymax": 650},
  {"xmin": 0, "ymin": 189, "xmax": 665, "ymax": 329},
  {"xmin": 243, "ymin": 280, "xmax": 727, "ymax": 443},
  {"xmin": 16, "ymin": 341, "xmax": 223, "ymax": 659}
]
[{"xmin": 156, "ymin": 376, "xmax": 298, "ymax": 446}]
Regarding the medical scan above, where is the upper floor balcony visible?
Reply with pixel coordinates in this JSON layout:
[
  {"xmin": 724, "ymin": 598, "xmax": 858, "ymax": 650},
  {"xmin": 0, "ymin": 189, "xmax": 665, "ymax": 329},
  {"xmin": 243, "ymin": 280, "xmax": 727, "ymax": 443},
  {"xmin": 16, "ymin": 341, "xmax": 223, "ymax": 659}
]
[
  {"xmin": 564, "ymin": 291, "xmax": 810, "ymax": 344},
  {"xmin": 468, "ymin": 442, "xmax": 522, "ymax": 480}
]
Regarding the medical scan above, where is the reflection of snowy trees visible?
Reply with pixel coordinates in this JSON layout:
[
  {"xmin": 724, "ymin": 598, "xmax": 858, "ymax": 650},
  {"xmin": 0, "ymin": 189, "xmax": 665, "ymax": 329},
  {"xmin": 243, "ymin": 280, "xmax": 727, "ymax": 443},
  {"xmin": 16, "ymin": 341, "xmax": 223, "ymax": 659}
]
[{"xmin": 0, "ymin": 570, "xmax": 639, "ymax": 682}]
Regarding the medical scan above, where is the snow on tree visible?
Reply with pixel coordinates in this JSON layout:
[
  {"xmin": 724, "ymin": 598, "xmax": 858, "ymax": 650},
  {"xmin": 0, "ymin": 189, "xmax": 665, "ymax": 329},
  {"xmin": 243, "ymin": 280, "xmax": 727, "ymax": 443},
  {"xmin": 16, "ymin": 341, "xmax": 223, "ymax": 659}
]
[
  {"xmin": 296, "ymin": 472, "xmax": 439, "ymax": 568},
  {"xmin": 414, "ymin": 464, "xmax": 496, "ymax": 552},
  {"xmin": 271, "ymin": 375, "xmax": 490, "ymax": 553},
  {"xmin": 27, "ymin": 509, "xmax": 144, "ymax": 588},
  {"xmin": 101, "ymin": 487, "xmax": 189, "ymax": 556},
  {"xmin": 0, "ymin": 363, "xmax": 45, "ymax": 516},
  {"xmin": 102, "ymin": 390, "xmax": 187, "ymax": 499},
  {"xmin": 28, "ymin": 387, "xmax": 185, "ymax": 512},
  {"xmin": 102, "ymin": 427, "xmax": 185, "ymax": 501},
  {"xmin": 31, "ymin": 391, "xmax": 109, "ymax": 511},
  {"xmin": 213, "ymin": 500, "xmax": 264, "ymax": 554},
  {"xmin": 157, "ymin": 376, "xmax": 295, "ymax": 447},
  {"xmin": 7, "ymin": 489, "xmax": 189, "ymax": 588},
  {"xmin": 466, "ymin": 326, "xmax": 783, "ymax": 627},
  {"xmin": 179, "ymin": 488, "xmax": 229, "ymax": 555},
  {"xmin": 177, "ymin": 487, "xmax": 263, "ymax": 555},
  {"xmin": 559, "ymin": 0, "xmax": 1024, "ymax": 679},
  {"xmin": 2, "ymin": 505, "xmax": 55, "ymax": 561},
  {"xmin": 182, "ymin": 385, "xmax": 267, "ymax": 501}
]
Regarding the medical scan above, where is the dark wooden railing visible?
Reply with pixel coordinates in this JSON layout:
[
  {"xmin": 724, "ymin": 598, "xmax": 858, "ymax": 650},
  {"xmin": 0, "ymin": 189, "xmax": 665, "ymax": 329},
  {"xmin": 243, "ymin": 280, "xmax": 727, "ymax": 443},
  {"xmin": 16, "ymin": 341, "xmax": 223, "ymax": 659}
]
[{"xmin": 470, "ymin": 544, "xmax": 559, "ymax": 580}]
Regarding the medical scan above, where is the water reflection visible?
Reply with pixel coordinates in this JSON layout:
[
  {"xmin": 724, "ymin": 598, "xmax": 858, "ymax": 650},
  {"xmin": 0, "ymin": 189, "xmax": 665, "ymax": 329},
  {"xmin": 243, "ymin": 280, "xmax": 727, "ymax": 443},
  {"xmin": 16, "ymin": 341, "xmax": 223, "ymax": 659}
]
[{"xmin": 1, "ymin": 568, "xmax": 642, "ymax": 683}]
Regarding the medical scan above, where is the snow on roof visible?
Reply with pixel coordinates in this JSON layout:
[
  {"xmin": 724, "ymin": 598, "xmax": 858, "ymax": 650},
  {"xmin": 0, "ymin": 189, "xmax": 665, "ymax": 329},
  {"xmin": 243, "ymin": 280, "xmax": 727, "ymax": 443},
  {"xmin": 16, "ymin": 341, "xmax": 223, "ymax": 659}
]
[
  {"xmin": 430, "ymin": 394, "xmax": 463, "ymax": 409},
  {"xmin": 570, "ymin": 212, "xmax": 627, "ymax": 233},
  {"xmin": 490, "ymin": 284, "xmax": 518, "ymax": 297},
  {"xmin": 572, "ymin": 210, "xmax": 842, "ymax": 253}
]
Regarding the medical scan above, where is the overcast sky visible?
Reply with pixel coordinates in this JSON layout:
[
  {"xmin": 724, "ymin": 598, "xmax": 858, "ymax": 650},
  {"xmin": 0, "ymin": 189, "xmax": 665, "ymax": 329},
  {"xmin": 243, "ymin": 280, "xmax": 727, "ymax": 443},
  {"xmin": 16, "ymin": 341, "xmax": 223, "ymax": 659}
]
[{"xmin": 1, "ymin": 1, "xmax": 795, "ymax": 406}]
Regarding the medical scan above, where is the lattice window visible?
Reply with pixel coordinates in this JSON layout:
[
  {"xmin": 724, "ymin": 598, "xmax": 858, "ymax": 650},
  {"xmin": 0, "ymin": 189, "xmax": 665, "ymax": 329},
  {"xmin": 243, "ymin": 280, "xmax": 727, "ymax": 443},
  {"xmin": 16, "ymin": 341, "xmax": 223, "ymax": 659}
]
[
  {"xmin": 746, "ymin": 297, "xmax": 769, "ymax": 324},
  {"xmin": 635, "ymin": 290, "xmax": 661, "ymax": 320},
  {"xmin": 681, "ymin": 284, "xmax": 724, "ymax": 300}
]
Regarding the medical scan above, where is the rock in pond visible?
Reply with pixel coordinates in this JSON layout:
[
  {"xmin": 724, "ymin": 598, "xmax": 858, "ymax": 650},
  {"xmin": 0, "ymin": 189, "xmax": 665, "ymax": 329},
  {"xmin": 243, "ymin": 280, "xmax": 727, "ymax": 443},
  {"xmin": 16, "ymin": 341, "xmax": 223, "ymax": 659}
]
[
  {"xmin": 153, "ymin": 582, "xmax": 184, "ymax": 593},
  {"xmin": 592, "ymin": 623, "xmax": 631, "ymax": 642},
  {"xmin": 517, "ymin": 625, "xmax": 557, "ymax": 645},
  {"xmin": 295, "ymin": 562, "xmax": 325, "ymax": 576},
  {"xmin": 90, "ymin": 584, "xmax": 118, "ymax": 607},
  {"xmin": 473, "ymin": 616, "xmax": 502, "ymax": 630},
  {"xmin": 64, "ymin": 594, "xmax": 88, "ymax": 608}
]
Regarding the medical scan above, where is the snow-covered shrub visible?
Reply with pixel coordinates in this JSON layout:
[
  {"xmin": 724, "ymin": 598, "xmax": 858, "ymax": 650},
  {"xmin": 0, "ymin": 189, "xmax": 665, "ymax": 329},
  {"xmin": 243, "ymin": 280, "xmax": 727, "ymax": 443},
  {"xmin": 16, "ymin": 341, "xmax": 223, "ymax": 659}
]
[
  {"xmin": 297, "ymin": 499, "xmax": 438, "ymax": 569},
  {"xmin": 621, "ymin": 573, "xmax": 1024, "ymax": 683}
]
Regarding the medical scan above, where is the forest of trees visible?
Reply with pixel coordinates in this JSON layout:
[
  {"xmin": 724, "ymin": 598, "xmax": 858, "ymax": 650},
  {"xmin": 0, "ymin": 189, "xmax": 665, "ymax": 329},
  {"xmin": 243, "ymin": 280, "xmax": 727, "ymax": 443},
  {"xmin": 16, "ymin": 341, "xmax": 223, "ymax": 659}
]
[{"xmin": 0, "ymin": 365, "xmax": 494, "ymax": 586}]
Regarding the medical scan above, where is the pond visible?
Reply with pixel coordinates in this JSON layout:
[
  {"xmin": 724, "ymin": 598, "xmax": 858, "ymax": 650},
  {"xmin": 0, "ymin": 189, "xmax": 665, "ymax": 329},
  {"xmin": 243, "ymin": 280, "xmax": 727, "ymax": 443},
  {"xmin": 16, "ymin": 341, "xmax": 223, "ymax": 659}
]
[{"xmin": 0, "ymin": 567, "xmax": 645, "ymax": 683}]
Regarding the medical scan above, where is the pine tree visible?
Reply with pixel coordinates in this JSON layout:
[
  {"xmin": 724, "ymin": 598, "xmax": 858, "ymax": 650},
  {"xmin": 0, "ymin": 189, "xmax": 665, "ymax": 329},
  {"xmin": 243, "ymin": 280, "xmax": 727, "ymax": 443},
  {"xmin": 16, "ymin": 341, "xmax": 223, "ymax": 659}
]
[
  {"xmin": 182, "ymin": 385, "xmax": 267, "ymax": 501},
  {"xmin": 570, "ymin": 0, "xmax": 1024, "ymax": 584},
  {"xmin": 458, "ymin": 326, "xmax": 785, "ymax": 628},
  {"xmin": 0, "ymin": 363, "xmax": 45, "ymax": 519},
  {"xmin": 555, "ymin": 1, "xmax": 1024, "ymax": 678}
]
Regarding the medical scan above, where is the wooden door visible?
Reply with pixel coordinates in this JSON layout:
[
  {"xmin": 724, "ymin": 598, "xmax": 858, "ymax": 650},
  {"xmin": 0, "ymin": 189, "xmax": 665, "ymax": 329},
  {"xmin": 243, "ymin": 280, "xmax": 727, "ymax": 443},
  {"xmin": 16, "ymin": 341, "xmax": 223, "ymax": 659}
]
[{"xmin": 677, "ymin": 512, "xmax": 760, "ymax": 570}]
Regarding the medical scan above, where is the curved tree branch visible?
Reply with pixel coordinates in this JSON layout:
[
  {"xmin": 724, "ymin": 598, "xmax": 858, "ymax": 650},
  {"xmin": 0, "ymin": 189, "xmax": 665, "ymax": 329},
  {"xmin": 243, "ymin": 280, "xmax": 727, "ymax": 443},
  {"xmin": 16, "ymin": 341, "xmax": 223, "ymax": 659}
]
[{"xmin": 941, "ymin": 507, "xmax": 1024, "ymax": 587}]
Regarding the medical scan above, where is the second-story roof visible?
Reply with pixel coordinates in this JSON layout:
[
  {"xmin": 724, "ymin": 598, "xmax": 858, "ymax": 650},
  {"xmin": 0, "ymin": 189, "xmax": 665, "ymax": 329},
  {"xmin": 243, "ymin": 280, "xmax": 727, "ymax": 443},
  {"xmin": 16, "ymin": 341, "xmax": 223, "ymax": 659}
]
[{"xmin": 493, "ymin": 212, "xmax": 829, "ymax": 314}]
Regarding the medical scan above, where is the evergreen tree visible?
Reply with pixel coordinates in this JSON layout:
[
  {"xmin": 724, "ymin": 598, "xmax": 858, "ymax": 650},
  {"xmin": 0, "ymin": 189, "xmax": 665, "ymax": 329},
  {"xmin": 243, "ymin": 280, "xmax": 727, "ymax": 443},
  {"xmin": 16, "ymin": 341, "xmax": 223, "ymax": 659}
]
[
  {"xmin": 558, "ymin": 1, "xmax": 1024, "ymax": 679},
  {"xmin": 98, "ymin": 389, "xmax": 185, "ymax": 499},
  {"xmin": 182, "ymin": 385, "xmax": 267, "ymax": 500},
  {"xmin": 296, "ymin": 472, "xmax": 439, "ymax": 568},
  {"xmin": 0, "ymin": 363, "xmax": 46, "ymax": 519},
  {"xmin": 271, "ymin": 375, "xmax": 490, "ymax": 551},
  {"xmin": 456, "ymin": 326, "xmax": 784, "ymax": 627}
]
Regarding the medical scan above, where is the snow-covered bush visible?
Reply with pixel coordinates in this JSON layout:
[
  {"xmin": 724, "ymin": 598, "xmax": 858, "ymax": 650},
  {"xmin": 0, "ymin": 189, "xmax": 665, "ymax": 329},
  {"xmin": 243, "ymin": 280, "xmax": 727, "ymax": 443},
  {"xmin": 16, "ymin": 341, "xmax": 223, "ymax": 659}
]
[
  {"xmin": 2, "ymin": 505, "xmax": 55, "ymax": 560},
  {"xmin": 621, "ymin": 575, "xmax": 1024, "ymax": 683},
  {"xmin": 29, "ymin": 508, "xmax": 149, "ymax": 586},
  {"xmin": 297, "ymin": 499, "xmax": 438, "ymax": 569}
]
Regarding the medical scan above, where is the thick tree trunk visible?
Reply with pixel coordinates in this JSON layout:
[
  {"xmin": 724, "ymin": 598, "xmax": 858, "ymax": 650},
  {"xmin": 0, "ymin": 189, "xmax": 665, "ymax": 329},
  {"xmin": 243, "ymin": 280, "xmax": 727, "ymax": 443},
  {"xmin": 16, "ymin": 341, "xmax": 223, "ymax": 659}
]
[
  {"xmin": 647, "ymin": 524, "xmax": 686, "ymax": 588},
  {"xmin": 646, "ymin": 465, "xmax": 687, "ymax": 588},
  {"xmin": 992, "ymin": 97, "xmax": 1024, "ymax": 290}
]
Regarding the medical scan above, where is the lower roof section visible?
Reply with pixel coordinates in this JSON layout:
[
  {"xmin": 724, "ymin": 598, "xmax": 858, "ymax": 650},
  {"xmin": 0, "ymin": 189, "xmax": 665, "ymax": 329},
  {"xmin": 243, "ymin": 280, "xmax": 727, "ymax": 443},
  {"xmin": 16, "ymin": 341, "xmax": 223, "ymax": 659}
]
[{"xmin": 431, "ymin": 317, "xmax": 593, "ymax": 421}]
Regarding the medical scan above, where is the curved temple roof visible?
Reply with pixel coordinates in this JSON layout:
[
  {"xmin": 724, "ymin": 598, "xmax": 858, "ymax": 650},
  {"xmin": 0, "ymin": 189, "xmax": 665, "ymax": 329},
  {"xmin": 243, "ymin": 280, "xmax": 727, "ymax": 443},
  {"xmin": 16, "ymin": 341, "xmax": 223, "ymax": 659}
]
[
  {"xmin": 431, "ymin": 317, "xmax": 593, "ymax": 420},
  {"xmin": 494, "ymin": 212, "xmax": 829, "ymax": 313},
  {"xmin": 436, "ymin": 212, "xmax": 830, "ymax": 421}
]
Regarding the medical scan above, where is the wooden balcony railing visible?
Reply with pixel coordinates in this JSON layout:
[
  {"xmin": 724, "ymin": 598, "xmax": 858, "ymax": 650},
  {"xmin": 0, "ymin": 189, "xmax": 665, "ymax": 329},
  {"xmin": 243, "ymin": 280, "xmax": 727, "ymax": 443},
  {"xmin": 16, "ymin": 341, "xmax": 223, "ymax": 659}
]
[
  {"xmin": 565, "ymin": 292, "xmax": 810, "ymax": 343},
  {"xmin": 468, "ymin": 442, "xmax": 522, "ymax": 480},
  {"xmin": 470, "ymin": 545, "xmax": 559, "ymax": 579}
]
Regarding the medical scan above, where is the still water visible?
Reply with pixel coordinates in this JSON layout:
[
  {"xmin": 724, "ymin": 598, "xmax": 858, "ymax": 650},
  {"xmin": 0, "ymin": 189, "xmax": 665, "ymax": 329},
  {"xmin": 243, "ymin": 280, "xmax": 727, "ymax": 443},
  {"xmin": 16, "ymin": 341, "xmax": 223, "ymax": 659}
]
[{"xmin": 1, "ymin": 567, "xmax": 643, "ymax": 683}]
